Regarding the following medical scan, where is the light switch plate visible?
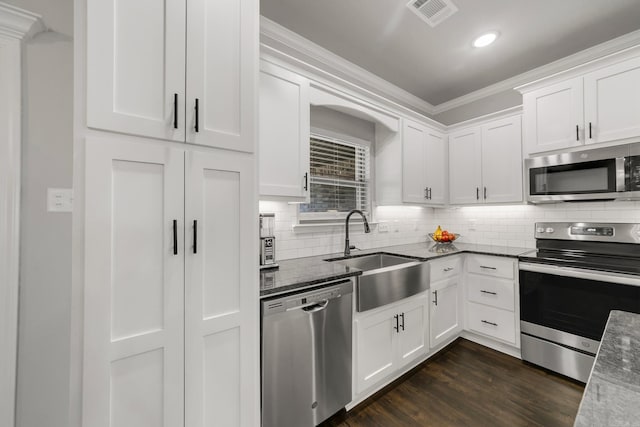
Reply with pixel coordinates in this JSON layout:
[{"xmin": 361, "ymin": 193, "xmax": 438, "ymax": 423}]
[{"xmin": 47, "ymin": 188, "xmax": 74, "ymax": 212}]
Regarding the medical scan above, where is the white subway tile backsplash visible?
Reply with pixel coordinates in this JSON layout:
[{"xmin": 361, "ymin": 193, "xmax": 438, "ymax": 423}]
[{"xmin": 259, "ymin": 200, "xmax": 640, "ymax": 260}]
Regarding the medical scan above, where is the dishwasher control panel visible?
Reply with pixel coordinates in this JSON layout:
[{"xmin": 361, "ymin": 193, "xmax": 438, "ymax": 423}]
[{"xmin": 262, "ymin": 281, "xmax": 351, "ymax": 315}]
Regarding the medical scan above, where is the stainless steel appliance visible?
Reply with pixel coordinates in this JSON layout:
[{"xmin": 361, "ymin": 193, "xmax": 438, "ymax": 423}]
[
  {"xmin": 525, "ymin": 142, "xmax": 640, "ymax": 203},
  {"xmin": 261, "ymin": 280, "xmax": 353, "ymax": 427},
  {"xmin": 260, "ymin": 213, "xmax": 277, "ymax": 269},
  {"xmin": 519, "ymin": 222, "xmax": 640, "ymax": 382}
]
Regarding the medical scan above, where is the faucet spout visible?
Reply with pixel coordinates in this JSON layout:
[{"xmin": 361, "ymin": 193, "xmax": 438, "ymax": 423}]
[{"xmin": 344, "ymin": 209, "xmax": 371, "ymax": 256}]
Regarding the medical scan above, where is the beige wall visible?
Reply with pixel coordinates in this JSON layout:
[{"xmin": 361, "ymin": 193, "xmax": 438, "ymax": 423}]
[{"xmin": 7, "ymin": 1, "xmax": 74, "ymax": 427}]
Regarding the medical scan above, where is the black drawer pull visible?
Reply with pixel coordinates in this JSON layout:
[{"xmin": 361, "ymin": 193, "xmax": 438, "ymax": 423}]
[
  {"xmin": 481, "ymin": 320, "xmax": 498, "ymax": 327},
  {"xmin": 433, "ymin": 290, "xmax": 438, "ymax": 306},
  {"xmin": 393, "ymin": 314, "xmax": 399, "ymax": 332},
  {"xmin": 480, "ymin": 290, "xmax": 497, "ymax": 295},
  {"xmin": 480, "ymin": 265, "xmax": 497, "ymax": 270},
  {"xmin": 443, "ymin": 267, "xmax": 454, "ymax": 272},
  {"xmin": 476, "ymin": 187, "xmax": 479, "ymax": 200},
  {"xmin": 400, "ymin": 313, "xmax": 405, "ymax": 331}
]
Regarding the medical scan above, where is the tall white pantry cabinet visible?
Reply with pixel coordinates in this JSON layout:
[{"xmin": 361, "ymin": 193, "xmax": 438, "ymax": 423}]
[{"xmin": 80, "ymin": 0, "xmax": 259, "ymax": 426}]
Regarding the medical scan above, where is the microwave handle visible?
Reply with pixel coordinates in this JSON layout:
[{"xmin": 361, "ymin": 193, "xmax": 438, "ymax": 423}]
[{"xmin": 616, "ymin": 157, "xmax": 626, "ymax": 192}]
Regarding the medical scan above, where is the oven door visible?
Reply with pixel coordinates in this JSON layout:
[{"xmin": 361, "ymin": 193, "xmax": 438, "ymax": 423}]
[
  {"xmin": 520, "ymin": 263, "xmax": 640, "ymax": 342},
  {"xmin": 519, "ymin": 262, "xmax": 640, "ymax": 381}
]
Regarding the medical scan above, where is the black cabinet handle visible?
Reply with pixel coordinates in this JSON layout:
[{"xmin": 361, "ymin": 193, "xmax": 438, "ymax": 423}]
[
  {"xmin": 576, "ymin": 125, "xmax": 579, "ymax": 141},
  {"xmin": 476, "ymin": 187, "xmax": 479, "ymax": 200},
  {"xmin": 433, "ymin": 290, "xmax": 438, "ymax": 306},
  {"xmin": 589, "ymin": 122, "xmax": 592, "ymax": 139},
  {"xmin": 172, "ymin": 220, "xmax": 178, "ymax": 255},
  {"xmin": 480, "ymin": 265, "xmax": 497, "ymax": 270},
  {"xmin": 481, "ymin": 320, "xmax": 498, "ymax": 327},
  {"xmin": 173, "ymin": 93, "xmax": 178, "ymax": 129},
  {"xmin": 400, "ymin": 313, "xmax": 405, "ymax": 331},
  {"xmin": 303, "ymin": 173, "xmax": 308, "ymax": 191},
  {"xmin": 193, "ymin": 220, "xmax": 197, "ymax": 254},
  {"xmin": 480, "ymin": 290, "xmax": 497, "ymax": 295},
  {"xmin": 393, "ymin": 314, "xmax": 399, "ymax": 332},
  {"xmin": 484, "ymin": 187, "xmax": 487, "ymax": 200},
  {"xmin": 428, "ymin": 187, "xmax": 432, "ymax": 200},
  {"xmin": 194, "ymin": 98, "xmax": 200, "ymax": 132}
]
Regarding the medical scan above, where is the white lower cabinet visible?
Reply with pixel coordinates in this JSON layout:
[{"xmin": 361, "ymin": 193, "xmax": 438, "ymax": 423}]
[
  {"xmin": 83, "ymin": 138, "xmax": 258, "ymax": 427},
  {"xmin": 464, "ymin": 255, "xmax": 518, "ymax": 346},
  {"xmin": 429, "ymin": 256, "xmax": 463, "ymax": 348},
  {"xmin": 355, "ymin": 294, "xmax": 428, "ymax": 394}
]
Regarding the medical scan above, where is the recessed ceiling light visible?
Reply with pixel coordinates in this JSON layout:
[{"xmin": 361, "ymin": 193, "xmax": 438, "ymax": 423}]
[{"xmin": 473, "ymin": 32, "xmax": 499, "ymax": 48}]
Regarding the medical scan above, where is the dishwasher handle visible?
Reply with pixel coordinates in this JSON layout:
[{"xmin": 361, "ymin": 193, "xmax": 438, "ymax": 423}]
[{"xmin": 301, "ymin": 300, "xmax": 329, "ymax": 313}]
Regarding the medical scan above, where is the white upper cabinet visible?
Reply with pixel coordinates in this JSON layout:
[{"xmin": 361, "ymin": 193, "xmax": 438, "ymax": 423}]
[
  {"xmin": 258, "ymin": 62, "xmax": 310, "ymax": 200},
  {"xmin": 522, "ymin": 78, "xmax": 583, "ymax": 155},
  {"xmin": 448, "ymin": 127, "xmax": 482, "ymax": 205},
  {"xmin": 449, "ymin": 115, "xmax": 523, "ymax": 205},
  {"xmin": 481, "ymin": 116, "xmax": 523, "ymax": 203},
  {"xmin": 521, "ymin": 53, "xmax": 640, "ymax": 155},
  {"xmin": 584, "ymin": 56, "xmax": 640, "ymax": 145},
  {"xmin": 87, "ymin": 0, "xmax": 186, "ymax": 142},
  {"xmin": 87, "ymin": 0, "xmax": 257, "ymax": 152},
  {"xmin": 402, "ymin": 120, "xmax": 446, "ymax": 205},
  {"xmin": 185, "ymin": 0, "xmax": 256, "ymax": 152}
]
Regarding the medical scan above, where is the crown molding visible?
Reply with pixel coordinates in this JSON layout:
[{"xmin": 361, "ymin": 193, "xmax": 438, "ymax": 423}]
[
  {"xmin": 433, "ymin": 28, "xmax": 640, "ymax": 114},
  {"xmin": 0, "ymin": 2, "xmax": 45, "ymax": 40},
  {"xmin": 446, "ymin": 105, "xmax": 522, "ymax": 132},
  {"xmin": 260, "ymin": 16, "xmax": 436, "ymax": 116}
]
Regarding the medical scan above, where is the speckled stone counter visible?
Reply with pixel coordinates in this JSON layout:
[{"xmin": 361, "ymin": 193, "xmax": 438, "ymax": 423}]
[
  {"xmin": 574, "ymin": 311, "xmax": 640, "ymax": 427},
  {"xmin": 260, "ymin": 241, "xmax": 530, "ymax": 298}
]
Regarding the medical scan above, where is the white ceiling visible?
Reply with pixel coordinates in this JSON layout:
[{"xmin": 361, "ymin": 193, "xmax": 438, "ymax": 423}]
[{"xmin": 260, "ymin": 0, "xmax": 640, "ymax": 106}]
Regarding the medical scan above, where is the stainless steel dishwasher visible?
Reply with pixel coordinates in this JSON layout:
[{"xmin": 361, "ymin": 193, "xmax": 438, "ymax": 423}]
[{"xmin": 261, "ymin": 279, "xmax": 353, "ymax": 427}]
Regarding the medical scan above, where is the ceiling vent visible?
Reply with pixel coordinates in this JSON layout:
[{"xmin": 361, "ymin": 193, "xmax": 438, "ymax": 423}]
[{"xmin": 407, "ymin": 0, "xmax": 458, "ymax": 27}]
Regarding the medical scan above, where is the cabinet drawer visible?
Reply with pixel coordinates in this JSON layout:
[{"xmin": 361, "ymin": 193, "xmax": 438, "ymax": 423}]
[
  {"xmin": 429, "ymin": 256, "xmax": 463, "ymax": 282},
  {"xmin": 467, "ymin": 302, "xmax": 515, "ymax": 344},
  {"xmin": 467, "ymin": 274, "xmax": 514, "ymax": 311},
  {"xmin": 466, "ymin": 255, "xmax": 514, "ymax": 279}
]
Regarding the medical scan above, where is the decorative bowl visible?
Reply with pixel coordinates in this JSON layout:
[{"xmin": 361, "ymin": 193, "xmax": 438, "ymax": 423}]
[{"xmin": 428, "ymin": 233, "xmax": 460, "ymax": 244}]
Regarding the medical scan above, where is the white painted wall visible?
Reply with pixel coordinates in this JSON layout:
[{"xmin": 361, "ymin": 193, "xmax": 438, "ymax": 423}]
[{"xmin": 7, "ymin": 1, "xmax": 74, "ymax": 427}]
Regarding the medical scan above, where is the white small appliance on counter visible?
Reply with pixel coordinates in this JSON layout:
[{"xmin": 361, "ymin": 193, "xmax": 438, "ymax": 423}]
[{"xmin": 260, "ymin": 213, "xmax": 278, "ymax": 269}]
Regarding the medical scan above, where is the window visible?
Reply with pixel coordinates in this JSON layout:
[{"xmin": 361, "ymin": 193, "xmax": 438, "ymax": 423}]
[{"xmin": 299, "ymin": 134, "xmax": 371, "ymax": 223}]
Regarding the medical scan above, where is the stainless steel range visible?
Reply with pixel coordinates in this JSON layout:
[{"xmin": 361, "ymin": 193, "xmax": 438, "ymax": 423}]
[{"xmin": 519, "ymin": 222, "xmax": 640, "ymax": 382}]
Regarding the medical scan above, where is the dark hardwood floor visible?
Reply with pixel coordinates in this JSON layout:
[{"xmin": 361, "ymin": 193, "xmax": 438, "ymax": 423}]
[{"xmin": 323, "ymin": 339, "xmax": 584, "ymax": 427}]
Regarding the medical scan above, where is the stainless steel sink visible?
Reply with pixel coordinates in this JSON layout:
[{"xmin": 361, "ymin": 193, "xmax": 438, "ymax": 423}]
[{"xmin": 326, "ymin": 253, "xmax": 430, "ymax": 312}]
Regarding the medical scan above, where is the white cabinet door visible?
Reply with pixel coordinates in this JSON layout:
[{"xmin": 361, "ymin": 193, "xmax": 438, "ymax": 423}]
[
  {"xmin": 396, "ymin": 296, "xmax": 429, "ymax": 368},
  {"xmin": 584, "ymin": 56, "xmax": 640, "ymax": 145},
  {"xmin": 449, "ymin": 128, "xmax": 481, "ymax": 205},
  {"xmin": 425, "ymin": 129, "xmax": 447, "ymax": 205},
  {"xmin": 259, "ymin": 62, "xmax": 310, "ymax": 199},
  {"xmin": 430, "ymin": 277, "xmax": 461, "ymax": 348},
  {"xmin": 481, "ymin": 116, "xmax": 523, "ymax": 203},
  {"xmin": 87, "ymin": 0, "xmax": 186, "ymax": 142},
  {"xmin": 402, "ymin": 120, "xmax": 428, "ymax": 203},
  {"xmin": 355, "ymin": 306, "xmax": 397, "ymax": 394},
  {"xmin": 186, "ymin": 0, "xmax": 257, "ymax": 152},
  {"xmin": 83, "ymin": 139, "xmax": 185, "ymax": 427},
  {"xmin": 185, "ymin": 149, "xmax": 258, "ymax": 427},
  {"xmin": 522, "ymin": 77, "xmax": 583, "ymax": 155}
]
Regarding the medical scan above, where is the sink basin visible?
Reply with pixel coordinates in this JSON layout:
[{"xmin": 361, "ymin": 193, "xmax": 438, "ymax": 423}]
[
  {"xmin": 327, "ymin": 253, "xmax": 420, "ymax": 271},
  {"xmin": 326, "ymin": 253, "xmax": 430, "ymax": 312}
]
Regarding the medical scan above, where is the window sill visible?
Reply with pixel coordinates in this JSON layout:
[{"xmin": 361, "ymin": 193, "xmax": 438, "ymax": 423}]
[{"xmin": 292, "ymin": 221, "xmax": 379, "ymax": 234}]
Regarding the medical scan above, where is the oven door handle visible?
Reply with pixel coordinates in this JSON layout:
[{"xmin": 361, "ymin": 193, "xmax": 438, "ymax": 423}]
[{"xmin": 519, "ymin": 262, "xmax": 640, "ymax": 287}]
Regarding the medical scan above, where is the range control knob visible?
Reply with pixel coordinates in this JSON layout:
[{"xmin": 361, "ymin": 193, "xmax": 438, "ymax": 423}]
[
  {"xmin": 545, "ymin": 227, "xmax": 555, "ymax": 233},
  {"xmin": 536, "ymin": 227, "xmax": 545, "ymax": 233}
]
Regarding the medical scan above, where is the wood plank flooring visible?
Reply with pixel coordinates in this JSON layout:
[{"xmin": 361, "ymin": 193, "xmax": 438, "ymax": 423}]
[{"xmin": 323, "ymin": 339, "xmax": 584, "ymax": 427}]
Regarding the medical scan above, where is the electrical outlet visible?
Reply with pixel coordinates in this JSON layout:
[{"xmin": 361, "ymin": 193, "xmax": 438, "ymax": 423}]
[
  {"xmin": 47, "ymin": 188, "xmax": 74, "ymax": 213},
  {"xmin": 378, "ymin": 223, "xmax": 389, "ymax": 233}
]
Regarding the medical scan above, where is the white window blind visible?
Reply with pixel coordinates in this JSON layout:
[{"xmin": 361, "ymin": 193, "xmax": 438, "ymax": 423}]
[{"xmin": 300, "ymin": 135, "xmax": 371, "ymax": 222}]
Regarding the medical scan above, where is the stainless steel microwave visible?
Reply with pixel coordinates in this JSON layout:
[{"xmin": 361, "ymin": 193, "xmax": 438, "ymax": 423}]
[{"xmin": 525, "ymin": 143, "xmax": 640, "ymax": 203}]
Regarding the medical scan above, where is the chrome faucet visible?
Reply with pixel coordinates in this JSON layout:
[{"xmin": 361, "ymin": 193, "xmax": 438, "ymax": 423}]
[{"xmin": 344, "ymin": 209, "xmax": 371, "ymax": 256}]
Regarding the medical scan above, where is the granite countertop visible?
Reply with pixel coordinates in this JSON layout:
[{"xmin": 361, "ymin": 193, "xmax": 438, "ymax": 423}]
[
  {"xmin": 260, "ymin": 241, "xmax": 531, "ymax": 298},
  {"xmin": 574, "ymin": 311, "xmax": 640, "ymax": 427}
]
